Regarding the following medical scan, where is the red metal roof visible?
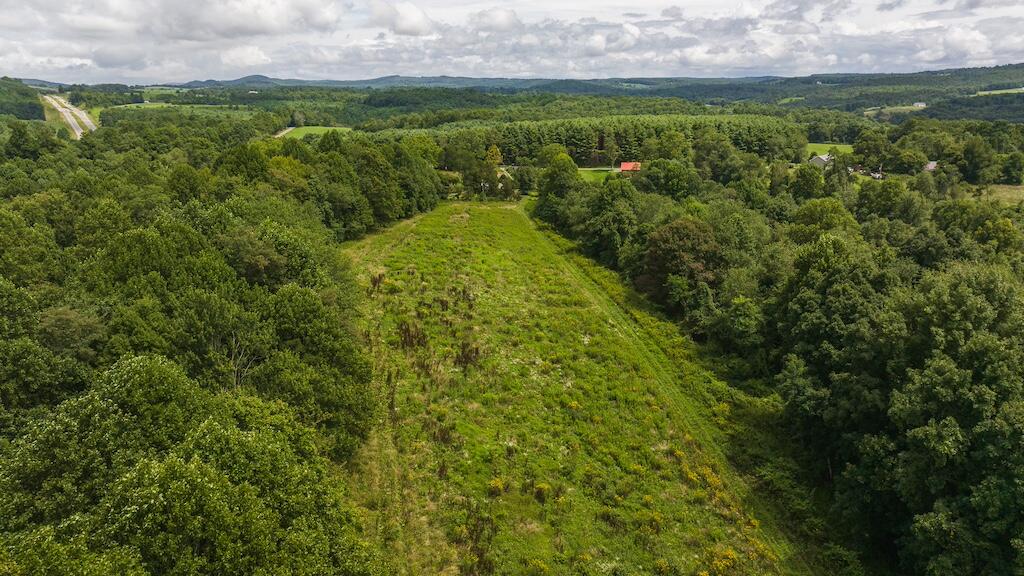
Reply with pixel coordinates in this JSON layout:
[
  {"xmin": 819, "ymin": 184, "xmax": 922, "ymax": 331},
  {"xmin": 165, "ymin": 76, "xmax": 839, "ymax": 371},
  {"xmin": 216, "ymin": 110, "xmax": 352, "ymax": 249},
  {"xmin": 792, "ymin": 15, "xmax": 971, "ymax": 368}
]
[{"xmin": 620, "ymin": 162, "xmax": 642, "ymax": 171}]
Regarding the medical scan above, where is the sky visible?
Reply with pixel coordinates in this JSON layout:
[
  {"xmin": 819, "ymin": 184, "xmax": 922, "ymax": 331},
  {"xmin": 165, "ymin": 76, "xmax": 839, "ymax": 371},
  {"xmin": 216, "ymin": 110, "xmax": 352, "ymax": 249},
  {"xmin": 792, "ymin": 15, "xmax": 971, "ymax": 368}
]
[{"xmin": 1, "ymin": 0, "xmax": 1023, "ymax": 84}]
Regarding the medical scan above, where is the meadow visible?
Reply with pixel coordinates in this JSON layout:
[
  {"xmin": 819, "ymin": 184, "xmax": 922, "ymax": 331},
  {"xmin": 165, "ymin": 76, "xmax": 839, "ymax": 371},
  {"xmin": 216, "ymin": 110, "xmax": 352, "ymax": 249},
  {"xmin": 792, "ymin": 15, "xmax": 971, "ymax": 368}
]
[{"xmin": 342, "ymin": 201, "xmax": 819, "ymax": 575}]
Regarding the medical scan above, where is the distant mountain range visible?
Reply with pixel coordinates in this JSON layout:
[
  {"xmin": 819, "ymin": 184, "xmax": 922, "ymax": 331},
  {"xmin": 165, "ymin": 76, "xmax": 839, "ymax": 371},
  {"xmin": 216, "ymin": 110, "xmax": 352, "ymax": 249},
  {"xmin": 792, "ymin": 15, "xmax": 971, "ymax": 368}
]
[
  {"xmin": 168, "ymin": 73, "xmax": 800, "ymax": 93},
  {"xmin": 17, "ymin": 63, "xmax": 1024, "ymax": 95},
  {"xmin": 14, "ymin": 63, "xmax": 1024, "ymax": 119},
  {"xmin": 165, "ymin": 63, "xmax": 1024, "ymax": 95}
]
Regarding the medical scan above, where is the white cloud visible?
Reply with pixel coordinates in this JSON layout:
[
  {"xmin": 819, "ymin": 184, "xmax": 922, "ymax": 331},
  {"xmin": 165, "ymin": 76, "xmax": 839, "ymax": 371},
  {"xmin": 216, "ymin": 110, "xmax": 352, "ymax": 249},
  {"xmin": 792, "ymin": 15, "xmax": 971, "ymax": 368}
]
[
  {"xmin": 0, "ymin": 0, "xmax": 1020, "ymax": 83},
  {"xmin": 372, "ymin": 0, "xmax": 434, "ymax": 36},
  {"xmin": 470, "ymin": 8, "xmax": 522, "ymax": 32},
  {"xmin": 220, "ymin": 45, "xmax": 272, "ymax": 67}
]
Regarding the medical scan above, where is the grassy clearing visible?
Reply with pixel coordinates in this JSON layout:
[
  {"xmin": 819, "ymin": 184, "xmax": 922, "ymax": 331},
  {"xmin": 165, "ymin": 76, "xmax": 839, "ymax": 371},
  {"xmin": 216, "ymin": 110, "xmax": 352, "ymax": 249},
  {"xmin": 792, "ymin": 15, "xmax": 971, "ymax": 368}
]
[
  {"xmin": 342, "ymin": 202, "xmax": 819, "ymax": 575},
  {"xmin": 976, "ymin": 87, "xmax": 1024, "ymax": 96},
  {"xmin": 863, "ymin": 105, "xmax": 925, "ymax": 118},
  {"xmin": 985, "ymin": 184, "xmax": 1024, "ymax": 204},
  {"xmin": 806, "ymin": 142, "xmax": 853, "ymax": 155},
  {"xmin": 578, "ymin": 167, "xmax": 615, "ymax": 184},
  {"xmin": 284, "ymin": 125, "xmax": 353, "ymax": 138}
]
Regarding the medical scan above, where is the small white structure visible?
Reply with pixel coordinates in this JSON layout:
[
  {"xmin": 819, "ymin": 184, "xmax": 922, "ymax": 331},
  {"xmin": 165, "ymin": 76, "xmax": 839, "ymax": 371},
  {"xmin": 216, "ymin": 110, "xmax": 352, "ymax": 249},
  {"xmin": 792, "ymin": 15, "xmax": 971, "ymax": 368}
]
[
  {"xmin": 923, "ymin": 160, "xmax": 938, "ymax": 172},
  {"xmin": 913, "ymin": 102, "xmax": 927, "ymax": 108},
  {"xmin": 808, "ymin": 154, "xmax": 831, "ymax": 168}
]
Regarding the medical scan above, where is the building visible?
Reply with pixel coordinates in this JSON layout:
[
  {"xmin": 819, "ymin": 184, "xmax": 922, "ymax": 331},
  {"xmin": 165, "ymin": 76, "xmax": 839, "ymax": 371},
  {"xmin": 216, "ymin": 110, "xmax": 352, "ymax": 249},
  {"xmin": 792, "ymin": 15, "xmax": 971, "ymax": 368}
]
[
  {"xmin": 923, "ymin": 160, "xmax": 938, "ymax": 172},
  {"xmin": 619, "ymin": 162, "xmax": 642, "ymax": 172},
  {"xmin": 913, "ymin": 102, "xmax": 927, "ymax": 108},
  {"xmin": 808, "ymin": 154, "xmax": 830, "ymax": 168}
]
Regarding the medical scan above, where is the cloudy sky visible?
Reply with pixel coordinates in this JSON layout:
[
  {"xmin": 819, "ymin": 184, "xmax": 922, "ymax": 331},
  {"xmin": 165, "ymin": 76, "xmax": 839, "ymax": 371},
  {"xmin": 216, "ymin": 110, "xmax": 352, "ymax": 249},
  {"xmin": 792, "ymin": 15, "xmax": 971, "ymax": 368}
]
[{"xmin": 1, "ymin": 0, "xmax": 1022, "ymax": 84}]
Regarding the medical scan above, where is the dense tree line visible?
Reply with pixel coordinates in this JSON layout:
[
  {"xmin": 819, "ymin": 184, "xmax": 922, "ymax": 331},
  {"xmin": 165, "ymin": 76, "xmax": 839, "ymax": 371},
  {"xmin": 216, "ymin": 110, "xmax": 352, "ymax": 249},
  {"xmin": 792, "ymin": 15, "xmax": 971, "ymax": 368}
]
[
  {"xmin": 0, "ymin": 110, "xmax": 444, "ymax": 574},
  {"xmin": 67, "ymin": 87, "xmax": 145, "ymax": 109},
  {"xmin": 373, "ymin": 113, "xmax": 808, "ymax": 167},
  {"xmin": 852, "ymin": 117, "xmax": 1024, "ymax": 184},
  {"xmin": 533, "ymin": 121, "xmax": 1024, "ymax": 574},
  {"xmin": 920, "ymin": 93, "xmax": 1024, "ymax": 123}
]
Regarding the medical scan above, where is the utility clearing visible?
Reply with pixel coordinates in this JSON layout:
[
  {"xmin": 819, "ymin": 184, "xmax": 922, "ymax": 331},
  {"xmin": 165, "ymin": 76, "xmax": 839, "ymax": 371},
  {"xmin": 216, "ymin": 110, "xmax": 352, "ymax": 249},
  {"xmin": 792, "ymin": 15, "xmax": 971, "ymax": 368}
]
[{"xmin": 343, "ymin": 202, "xmax": 816, "ymax": 576}]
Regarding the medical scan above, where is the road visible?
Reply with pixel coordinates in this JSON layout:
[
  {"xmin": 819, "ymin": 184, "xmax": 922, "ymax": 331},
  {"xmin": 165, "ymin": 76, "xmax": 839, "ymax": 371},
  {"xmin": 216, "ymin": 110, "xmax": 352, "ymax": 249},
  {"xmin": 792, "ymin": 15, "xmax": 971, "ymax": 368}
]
[{"xmin": 43, "ymin": 95, "xmax": 97, "ymax": 139}]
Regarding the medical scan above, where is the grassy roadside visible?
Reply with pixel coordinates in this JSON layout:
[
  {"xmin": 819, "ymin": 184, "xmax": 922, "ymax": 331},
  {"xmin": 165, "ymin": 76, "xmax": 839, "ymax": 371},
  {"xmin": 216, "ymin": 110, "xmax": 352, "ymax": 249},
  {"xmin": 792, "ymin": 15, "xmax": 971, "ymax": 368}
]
[
  {"xmin": 341, "ymin": 201, "xmax": 824, "ymax": 575},
  {"xmin": 38, "ymin": 94, "xmax": 77, "ymax": 137}
]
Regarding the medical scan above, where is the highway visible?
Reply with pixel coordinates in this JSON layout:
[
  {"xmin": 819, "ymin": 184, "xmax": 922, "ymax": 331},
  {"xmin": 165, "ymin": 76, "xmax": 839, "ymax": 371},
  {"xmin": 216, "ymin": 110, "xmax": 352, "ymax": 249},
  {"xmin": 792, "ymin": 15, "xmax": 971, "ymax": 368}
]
[{"xmin": 43, "ymin": 95, "xmax": 97, "ymax": 139}]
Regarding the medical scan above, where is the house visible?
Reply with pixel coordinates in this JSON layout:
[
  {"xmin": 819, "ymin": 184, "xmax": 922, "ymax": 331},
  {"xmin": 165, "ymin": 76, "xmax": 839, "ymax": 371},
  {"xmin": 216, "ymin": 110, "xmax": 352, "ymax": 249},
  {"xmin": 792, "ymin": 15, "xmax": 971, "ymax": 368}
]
[
  {"xmin": 923, "ymin": 160, "xmax": 938, "ymax": 172},
  {"xmin": 913, "ymin": 102, "xmax": 927, "ymax": 108},
  {"xmin": 619, "ymin": 162, "xmax": 642, "ymax": 172},
  {"xmin": 808, "ymin": 154, "xmax": 830, "ymax": 168}
]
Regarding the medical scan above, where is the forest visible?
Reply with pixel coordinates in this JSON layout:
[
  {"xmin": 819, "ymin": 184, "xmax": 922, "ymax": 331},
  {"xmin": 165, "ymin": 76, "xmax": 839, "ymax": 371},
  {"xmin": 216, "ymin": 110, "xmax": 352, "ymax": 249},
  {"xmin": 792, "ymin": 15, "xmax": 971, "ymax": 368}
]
[
  {"xmin": 0, "ymin": 109, "xmax": 442, "ymax": 574},
  {"xmin": 1, "ymin": 67, "xmax": 1024, "ymax": 574}
]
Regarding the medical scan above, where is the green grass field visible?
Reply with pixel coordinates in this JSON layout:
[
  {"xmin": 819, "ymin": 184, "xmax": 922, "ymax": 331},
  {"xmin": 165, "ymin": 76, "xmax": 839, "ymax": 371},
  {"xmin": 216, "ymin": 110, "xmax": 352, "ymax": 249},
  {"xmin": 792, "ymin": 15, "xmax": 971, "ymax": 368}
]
[
  {"xmin": 975, "ymin": 87, "xmax": 1024, "ymax": 96},
  {"xmin": 342, "ymin": 202, "xmax": 820, "ymax": 575},
  {"xmin": 578, "ymin": 167, "xmax": 615, "ymax": 183},
  {"xmin": 283, "ymin": 125, "xmax": 353, "ymax": 138},
  {"xmin": 806, "ymin": 142, "xmax": 854, "ymax": 155}
]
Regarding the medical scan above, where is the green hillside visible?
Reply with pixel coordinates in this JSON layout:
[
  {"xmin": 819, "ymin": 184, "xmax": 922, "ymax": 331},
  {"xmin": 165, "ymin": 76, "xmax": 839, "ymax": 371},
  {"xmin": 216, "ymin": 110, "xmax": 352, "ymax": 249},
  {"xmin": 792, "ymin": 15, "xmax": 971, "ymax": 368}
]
[
  {"xmin": 343, "ymin": 202, "xmax": 821, "ymax": 575},
  {"xmin": 0, "ymin": 77, "xmax": 44, "ymax": 119}
]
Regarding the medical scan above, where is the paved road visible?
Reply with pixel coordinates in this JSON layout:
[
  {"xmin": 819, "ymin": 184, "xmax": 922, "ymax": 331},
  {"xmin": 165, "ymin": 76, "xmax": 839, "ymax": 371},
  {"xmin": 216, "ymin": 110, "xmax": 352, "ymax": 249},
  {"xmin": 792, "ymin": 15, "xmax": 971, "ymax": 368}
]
[
  {"xmin": 62, "ymin": 97, "xmax": 97, "ymax": 131},
  {"xmin": 43, "ymin": 95, "xmax": 97, "ymax": 139},
  {"xmin": 43, "ymin": 95, "xmax": 83, "ymax": 139}
]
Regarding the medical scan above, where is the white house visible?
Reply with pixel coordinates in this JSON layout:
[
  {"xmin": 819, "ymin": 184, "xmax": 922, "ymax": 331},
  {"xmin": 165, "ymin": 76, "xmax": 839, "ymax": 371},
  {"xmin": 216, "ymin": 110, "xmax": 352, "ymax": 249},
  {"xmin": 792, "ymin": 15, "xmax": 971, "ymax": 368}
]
[{"xmin": 808, "ymin": 154, "xmax": 830, "ymax": 168}]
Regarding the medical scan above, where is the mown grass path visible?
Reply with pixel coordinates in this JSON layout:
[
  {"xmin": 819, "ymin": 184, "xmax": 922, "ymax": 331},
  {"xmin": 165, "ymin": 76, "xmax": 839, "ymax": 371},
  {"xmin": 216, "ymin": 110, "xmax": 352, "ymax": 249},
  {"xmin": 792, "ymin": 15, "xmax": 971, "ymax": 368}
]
[{"xmin": 343, "ymin": 202, "xmax": 816, "ymax": 576}]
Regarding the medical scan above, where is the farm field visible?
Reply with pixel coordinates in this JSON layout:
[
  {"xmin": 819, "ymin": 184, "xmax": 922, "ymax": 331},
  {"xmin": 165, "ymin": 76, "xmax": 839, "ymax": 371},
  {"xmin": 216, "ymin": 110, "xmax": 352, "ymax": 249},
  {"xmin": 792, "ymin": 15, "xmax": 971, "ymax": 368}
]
[
  {"xmin": 806, "ymin": 142, "xmax": 853, "ymax": 155},
  {"xmin": 342, "ymin": 201, "xmax": 818, "ymax": 575},
  {"xmin": 283, "ymin": 125, "xmax": 353, "ymax": 138}
]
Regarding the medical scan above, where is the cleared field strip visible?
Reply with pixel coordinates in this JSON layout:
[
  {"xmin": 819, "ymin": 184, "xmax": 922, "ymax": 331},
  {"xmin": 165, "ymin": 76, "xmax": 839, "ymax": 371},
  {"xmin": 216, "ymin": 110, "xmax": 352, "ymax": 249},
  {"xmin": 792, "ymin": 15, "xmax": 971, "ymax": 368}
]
[{"xmin": 342, "ymin": 202, "xmax": 816, "ymax": 575}]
